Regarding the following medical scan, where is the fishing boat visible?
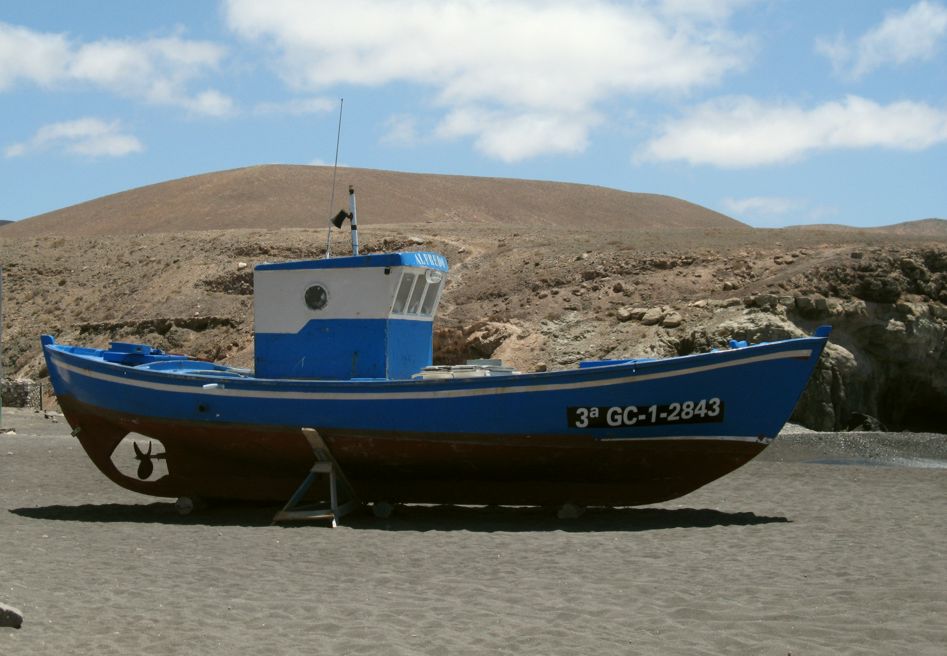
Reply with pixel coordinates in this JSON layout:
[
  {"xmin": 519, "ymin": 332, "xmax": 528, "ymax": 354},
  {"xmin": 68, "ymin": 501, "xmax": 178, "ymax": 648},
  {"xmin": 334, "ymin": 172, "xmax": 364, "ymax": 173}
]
[{"xmin": 42, "ymin": 187, "xmax": 831, "ymax": 517}]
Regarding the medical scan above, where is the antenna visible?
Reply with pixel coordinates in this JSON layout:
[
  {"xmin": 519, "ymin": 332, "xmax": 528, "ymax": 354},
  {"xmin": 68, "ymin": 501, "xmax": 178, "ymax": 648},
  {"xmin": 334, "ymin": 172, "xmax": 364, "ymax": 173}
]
[{"xmin": 324, "ymin": 98, "xmax": 344, "ymax": 259}]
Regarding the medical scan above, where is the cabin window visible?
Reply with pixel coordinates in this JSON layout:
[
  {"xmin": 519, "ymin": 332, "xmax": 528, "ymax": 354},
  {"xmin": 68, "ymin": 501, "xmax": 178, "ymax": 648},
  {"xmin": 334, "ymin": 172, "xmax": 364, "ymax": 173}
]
[
  {"xmin": 420, "ymin": 281, "xmax": 440, "ymax": 315},
  {"xmin": 392, "ymin": 273, "xmax": 416, "ymax": 314},
  {"xmin": 391, "ymin": 270, "xmax": 444, "ymax": 317},
  {"xmin": 407, "ymin": 278, "xmax": 428, "ymax": 314}
]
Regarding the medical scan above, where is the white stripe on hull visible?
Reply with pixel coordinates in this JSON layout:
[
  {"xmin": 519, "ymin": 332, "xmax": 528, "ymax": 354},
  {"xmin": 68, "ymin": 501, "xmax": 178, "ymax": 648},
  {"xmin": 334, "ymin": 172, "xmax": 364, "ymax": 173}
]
[{"xmin": 597, "ymin": 434, "xmax": 773, "ymax": 444}]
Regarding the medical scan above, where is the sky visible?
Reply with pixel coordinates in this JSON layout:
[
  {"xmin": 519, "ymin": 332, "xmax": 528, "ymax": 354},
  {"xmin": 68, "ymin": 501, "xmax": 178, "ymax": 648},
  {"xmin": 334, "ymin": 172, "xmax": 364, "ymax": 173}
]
[{"xmin": 1, "ymin": 0, "xmax": 945, "ymax": 228}]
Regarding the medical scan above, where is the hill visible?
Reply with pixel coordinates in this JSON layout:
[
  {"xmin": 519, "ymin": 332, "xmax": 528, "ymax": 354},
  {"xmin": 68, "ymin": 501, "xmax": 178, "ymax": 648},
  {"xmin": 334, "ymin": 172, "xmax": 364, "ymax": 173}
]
[
  {"xmin": 873, "ymin": 218, "xmax": 947, "ymax": 237},
  {"xmin": 0, "ymin": 165, "xmax": 745, "ymax": 239},
  {"xmin": 788, "ymin": 218, "xmax": 947, "ymax": 236}
]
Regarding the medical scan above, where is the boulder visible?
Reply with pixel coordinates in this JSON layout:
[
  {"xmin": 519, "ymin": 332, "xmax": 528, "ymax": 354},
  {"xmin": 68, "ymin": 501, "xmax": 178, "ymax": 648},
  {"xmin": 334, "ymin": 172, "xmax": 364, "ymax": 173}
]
[
  {"xmin": 841, "ymin": 299, "xmax": 868, "ymax": 318},
  {"xmin": 795, "ymin": 294, "xmax": 829, "ymax": 319},
  {"xmin": 846, "ymin": 413, "xmax": 887, "ymax": 432},
  {"xmin": 713, "ymin": 313, "xmax": 806, "ymax": 344},
  {"xmin": 661, "ymin": 312, "xmax": 683, "ymax": 328},
  {"xmin": 899, "ymin": 257, "xmax": 928, "ymax": 281},
  {"xmin": 754, "ymin": 294, "xmax": 778, "ymax": 309},
  {"xmin": 885, "ymin": 319, "xmax": 906, "ymax": 335},
  {"xmin": 640, "ymin": 308, "xmax": 665, "ymax": 326},
  {"xmin": 0, "ymin": 602, "xmax": 23, "ymax": 629},
  {"xmin": 464, "ymin": 322, "xmax": 517, "ymax": 358},
  {"xmin": 791, "ymin": 342, "xmax": 859, "ymax": 431},
  {"xmin": 1, "ymin": 378, "xmax": 40, "ymax": 409},
  {"xmin": 855, "ymin": 275, "xmax": 902, "ymax": 303}
]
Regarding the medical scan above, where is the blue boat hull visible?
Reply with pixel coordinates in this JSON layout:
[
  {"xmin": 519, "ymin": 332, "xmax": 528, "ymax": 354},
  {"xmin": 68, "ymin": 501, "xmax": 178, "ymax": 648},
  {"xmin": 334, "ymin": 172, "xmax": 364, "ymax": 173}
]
[{"xmin": 42, "ymin": 332, "xmax": 829, "ymax": 506}]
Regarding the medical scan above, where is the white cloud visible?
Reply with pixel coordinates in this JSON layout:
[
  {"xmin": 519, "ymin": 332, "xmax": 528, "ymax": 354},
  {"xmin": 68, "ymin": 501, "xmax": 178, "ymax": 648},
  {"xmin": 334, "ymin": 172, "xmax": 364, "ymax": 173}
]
[
  {"xmin": 657, "ymin": 0, "xmax": 756, "ymax": 23},
  {"xmin": 68, "ymin": 36, "xmax": 231, "ymax": 114},
  {"xmin": 253, "ymin": 97, "xmax": 334, "ymax": 116},
  {"xmin": 436, "ymin": 108, "xmax": 599, "ymax": 162},
  {"xmin": 0, "ymin": 22, "xmax": 70, "ymax": 89},
  {"xmin": 721, "ymin": 196, "xmax": 840, "ymax": 227},
  {"xmin": 224, "ymin": 0, "xmax": 751, "ymax": 161},
  {"xmin": 640, "ymin": 95, "xmax": 947, "ymax": 167},
  {"xmin": 381, "ymin": 114, "xmax": 420, "ymax": 147},
  {"xmin": 5, "ymin": 118, "xmax": 143, "ymax": 158},
  {"xmin": 806, "ymin": 205, "xmax": 840, "ymax": 222},
  {"xmin": 186, "ymin": 89, "xmax": 235, "ymax": 117},
  {"xmin": 816, "ymin": 1, "xmax": 947, "ymax": 78},
  {"xmin": 0, "ymin": 22, "xmax": 232, "ymax": 115},
  {"xmin": 307, "ymin": 157, "xmax": 350, "ymax": 167},
  {"xmin": 722, "ymin": 196, "xmax": 801, "ymax": 216}
]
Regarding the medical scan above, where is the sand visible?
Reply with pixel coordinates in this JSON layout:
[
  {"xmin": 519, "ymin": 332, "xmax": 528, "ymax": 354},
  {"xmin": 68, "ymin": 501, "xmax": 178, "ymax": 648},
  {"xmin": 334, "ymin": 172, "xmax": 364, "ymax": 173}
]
[{"xmin": 1, "ymin": 407, "xmax": 945, "ymax": 655}]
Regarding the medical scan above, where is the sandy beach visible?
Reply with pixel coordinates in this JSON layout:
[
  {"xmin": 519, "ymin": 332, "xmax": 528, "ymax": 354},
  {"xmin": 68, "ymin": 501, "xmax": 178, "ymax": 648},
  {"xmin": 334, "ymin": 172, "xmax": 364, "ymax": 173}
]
[{"xmin": 1, "ymin": 407, "xmax": 944, "ymax": 655}]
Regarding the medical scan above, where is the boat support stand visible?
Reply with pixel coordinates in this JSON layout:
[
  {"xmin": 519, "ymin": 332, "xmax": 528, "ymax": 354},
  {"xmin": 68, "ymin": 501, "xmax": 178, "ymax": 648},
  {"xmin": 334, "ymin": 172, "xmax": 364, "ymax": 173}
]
[{"xmin": 272, "ymin": 427, "xmax": 360, "ymax": 527}]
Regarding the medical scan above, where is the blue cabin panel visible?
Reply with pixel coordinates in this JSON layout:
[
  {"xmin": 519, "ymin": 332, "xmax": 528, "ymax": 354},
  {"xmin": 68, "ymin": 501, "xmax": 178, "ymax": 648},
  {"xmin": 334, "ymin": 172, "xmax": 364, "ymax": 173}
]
[
  {"xmin": 387, "ymin": 319, "xmax": 434, "ymax": 380},
  {"xmin": 255, "ymin": 319, "xmax": 389, "ymax": 380}
]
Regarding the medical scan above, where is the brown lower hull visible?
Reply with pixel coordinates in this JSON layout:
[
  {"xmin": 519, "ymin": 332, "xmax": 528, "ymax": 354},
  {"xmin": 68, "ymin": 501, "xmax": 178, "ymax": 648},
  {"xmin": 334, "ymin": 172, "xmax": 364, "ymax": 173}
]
[{"xmin": 59, "ymin": 396, "xmax": 767, "ymax": 507}]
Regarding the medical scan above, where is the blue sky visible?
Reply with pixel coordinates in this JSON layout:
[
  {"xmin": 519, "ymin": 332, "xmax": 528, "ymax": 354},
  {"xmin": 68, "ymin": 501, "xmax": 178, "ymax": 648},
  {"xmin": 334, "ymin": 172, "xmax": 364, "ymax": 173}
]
[{"xmin": 1, "ymin": 0, "xmax": 945, "ymax": 227}]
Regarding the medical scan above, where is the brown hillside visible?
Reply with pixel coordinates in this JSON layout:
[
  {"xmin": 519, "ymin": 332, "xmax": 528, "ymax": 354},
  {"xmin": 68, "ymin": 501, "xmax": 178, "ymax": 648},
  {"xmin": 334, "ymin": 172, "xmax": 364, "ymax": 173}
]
[
  {"xmin": 788, "ymin": 218, "xmax": 947, "ymax": 236},
  {"xmin": 0, "ymin": 165, "xmax": 745, "ymax": 238},
  {"xmin": 873, "ymin": 218, "xmax": 947, "ymax": 237}
]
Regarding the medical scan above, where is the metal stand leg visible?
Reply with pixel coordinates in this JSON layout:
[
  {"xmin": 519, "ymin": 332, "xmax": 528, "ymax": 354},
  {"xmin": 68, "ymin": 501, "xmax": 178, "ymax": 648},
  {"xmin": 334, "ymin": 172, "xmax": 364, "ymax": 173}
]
[{"xmin": 272, "ymin": 427, "xmax": 360, "ymax": 527}]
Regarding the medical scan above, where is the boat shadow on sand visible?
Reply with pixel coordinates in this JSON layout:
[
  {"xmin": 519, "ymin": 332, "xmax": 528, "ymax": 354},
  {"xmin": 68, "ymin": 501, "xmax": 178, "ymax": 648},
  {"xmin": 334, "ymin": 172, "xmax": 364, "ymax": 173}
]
[{"xmin": 10, "ymin": 503, "xmax": 788, "ymax": 532}]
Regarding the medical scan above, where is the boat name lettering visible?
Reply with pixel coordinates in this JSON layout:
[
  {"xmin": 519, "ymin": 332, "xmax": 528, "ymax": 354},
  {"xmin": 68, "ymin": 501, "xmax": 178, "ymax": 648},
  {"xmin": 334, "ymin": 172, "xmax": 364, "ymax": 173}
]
[
  {"xmin": 412, "ymin": 253, "xmax": 447, "ymax": 269},
  {"xmin": 567, "ymin": 398, "xmax": 724, "ymax": 429}
]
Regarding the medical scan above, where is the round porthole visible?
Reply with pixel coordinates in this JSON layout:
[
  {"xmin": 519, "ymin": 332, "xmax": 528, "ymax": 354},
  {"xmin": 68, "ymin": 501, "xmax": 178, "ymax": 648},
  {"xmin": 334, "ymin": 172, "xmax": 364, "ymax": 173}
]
[{"xmin": 304, "ymin": 284, "xmax": 328, "ymax": 310}]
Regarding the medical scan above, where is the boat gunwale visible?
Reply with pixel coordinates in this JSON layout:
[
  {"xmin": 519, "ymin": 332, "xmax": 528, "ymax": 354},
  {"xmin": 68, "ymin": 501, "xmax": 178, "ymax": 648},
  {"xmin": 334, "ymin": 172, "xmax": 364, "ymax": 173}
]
[{"xmin": 43, "ymin": 334, "xmax": 827, "ymax": 401}]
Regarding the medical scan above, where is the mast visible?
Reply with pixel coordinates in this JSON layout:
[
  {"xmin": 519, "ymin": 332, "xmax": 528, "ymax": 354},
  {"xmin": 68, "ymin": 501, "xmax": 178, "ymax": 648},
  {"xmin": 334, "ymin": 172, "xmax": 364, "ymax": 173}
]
[
  {"xmin": 348, "ymin": 185, "xmax": 358, "ymax": 256},
  {"xmin": 324, "ymin": 98, "xmax": 344, "ymax": 259},
  {"xmin": 328, "ymin": 187, "xmax": 358, "ymax": 256}
]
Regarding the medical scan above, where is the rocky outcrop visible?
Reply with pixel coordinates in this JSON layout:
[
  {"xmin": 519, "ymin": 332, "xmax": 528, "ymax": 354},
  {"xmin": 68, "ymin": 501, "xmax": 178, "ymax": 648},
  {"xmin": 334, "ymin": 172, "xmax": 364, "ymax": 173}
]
[
  {"xmin": 793, "ymin": 341, "xmax": 861, "ymax": 431},
  {"xmin": 790, "ymin": 300, "xmax": 946, "ymax": 432},
  {"xmin": 434, "ymin": 321, "xmax": 520, "ymax": 365},
  {"xmin": 779, "ymin": 248, "xmax": 947, "ymax": 431},
  {"xmin": 658, "ymin": 259, "xmax": 946, "ymax": 433},
  {"xmin": 684, "ymin": 297, "xmax": 947, "ymax": 432},
  {"xmin": 1, "ymin": 378, "xmax": 41, "ymax": 409},
  {"xmin": 795, "ymin": 247, "xmax": 947, "ymax": 304}
]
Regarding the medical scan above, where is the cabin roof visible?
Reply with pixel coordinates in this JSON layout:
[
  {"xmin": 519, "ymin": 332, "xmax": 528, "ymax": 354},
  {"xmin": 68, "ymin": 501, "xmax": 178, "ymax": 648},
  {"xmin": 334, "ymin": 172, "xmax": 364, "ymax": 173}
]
[{"xmin": 255, "ymin": 251, "xmax": 448, "ymax": 272}]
